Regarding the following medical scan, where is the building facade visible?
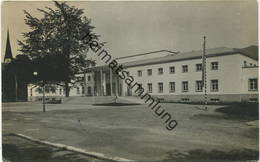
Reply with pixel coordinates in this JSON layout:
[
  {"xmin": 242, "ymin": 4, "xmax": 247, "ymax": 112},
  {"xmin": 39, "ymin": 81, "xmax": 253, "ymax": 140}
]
[
  {"xmin": 28, "ymin": 46, "xmax": 258, "ymax": 103},
  {"xmin": 85, "ymin": 46, "xmax": 258, "ymax": 103}
]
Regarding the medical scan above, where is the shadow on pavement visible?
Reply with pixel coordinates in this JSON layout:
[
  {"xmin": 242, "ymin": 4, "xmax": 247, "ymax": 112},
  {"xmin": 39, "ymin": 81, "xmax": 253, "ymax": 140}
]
[
  {"xmin": 215, "ymin": 103, "xmax": 259, "ymax": 120},
  {"xmin": 3, "ymin": 135, "xmax": 107, "ymax": 162},
  {"xmin": 163, "ymin": 148, "xmax": 259, "ymax": 161}
]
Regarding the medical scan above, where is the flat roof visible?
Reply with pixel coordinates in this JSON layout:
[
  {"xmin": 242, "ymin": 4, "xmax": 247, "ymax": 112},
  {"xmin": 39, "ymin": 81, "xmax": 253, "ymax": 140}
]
[
  {"xmin": 86, "ymin": 46, "xmax": 258, "ymax": 70},
  {"xmin": 122, "ymin": 46, "xmax": 258, "ymax": 68}
]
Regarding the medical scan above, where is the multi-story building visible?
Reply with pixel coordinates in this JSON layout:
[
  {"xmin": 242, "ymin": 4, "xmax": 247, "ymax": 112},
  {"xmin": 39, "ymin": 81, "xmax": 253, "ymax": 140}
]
[
  {"xmin": 28, "ymin": 46, "xmax": 258, "ymax": 103},
  {"xmin": 85, "ymin": 46, "xmax": 258, "ymax": 103}
]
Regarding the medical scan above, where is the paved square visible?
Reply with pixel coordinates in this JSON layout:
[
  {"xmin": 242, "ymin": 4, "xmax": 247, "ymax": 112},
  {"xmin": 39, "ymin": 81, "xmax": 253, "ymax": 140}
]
[{"xmin": 2, "ymin": 101, "xmax": 258, "ymax": 161}]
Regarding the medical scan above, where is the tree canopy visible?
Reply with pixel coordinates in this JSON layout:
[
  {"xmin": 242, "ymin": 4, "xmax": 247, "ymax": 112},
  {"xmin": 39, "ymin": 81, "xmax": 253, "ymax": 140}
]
[{"xmin": 18, "ymin": 1, "xmax": 99, "ymax": 96}]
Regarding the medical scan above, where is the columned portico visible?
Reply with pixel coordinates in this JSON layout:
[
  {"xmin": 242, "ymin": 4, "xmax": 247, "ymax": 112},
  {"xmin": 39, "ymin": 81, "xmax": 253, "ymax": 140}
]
[{"xmin": 86, "ymin": 66, "xmax": 121, "ymax": 97}]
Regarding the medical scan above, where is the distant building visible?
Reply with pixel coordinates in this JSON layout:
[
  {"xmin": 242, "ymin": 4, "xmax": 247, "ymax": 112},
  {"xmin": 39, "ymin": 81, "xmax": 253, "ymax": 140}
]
[
  {"xmin": 27, "ymin": 60, "xmax": 96, "ymax": 101},
  {"xmin": 2, "ymin": 30, "xmax": 28, "ymax": 102}
]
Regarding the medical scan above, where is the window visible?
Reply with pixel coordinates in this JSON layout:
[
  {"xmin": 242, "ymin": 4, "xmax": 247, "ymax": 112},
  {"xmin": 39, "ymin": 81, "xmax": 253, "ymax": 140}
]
[
  {"xmin": 158, "ymin": 68, "xmax": 163, "ymax": 75},
  {"xmin": 211, "ymin": 80, "xmax": 219, "ymax": 92},
  {"xmin": 248, "ymin": 78, "xmax": 258, "ymax": 91},
  {"xmin": 182, "ymin": 65, "xmax": 188, "ymax": 73},
  {"xmin": 147, "ymin": 83, "xmax": 152, "ymax": 93},
  {"xmin": 169, "ymin": 66, "xmax": 175, "ymax": 74},
  {"xmin": 88, "ymin": 76, "xmax": 91, "ymax": 81},
  {"xmin": 169, "ymin": 82, "xmax": 175, "ymax": 93},
  {"xmin": 196, "ymin": 80, "xmax": 203, "ymax": 92},
  {"xmin": 77, "ymin": 87, "xmax": 80, "ymax": 94},
  {"xmin": 196, "ymin": 64, "xmax": 202, "ymax": 71},
  {"xmin": 182, "ymin": 81, "xmax": 188, "ymax": 92},
  {"xmin": 137, "ymin": 70, "xmax": 142, "ymax": 77},
  {"xmin": 158, "ymin": 82, "xmax": 163, "ymax": 93},
  {"xmin": 181, "ymin": 98, "xmax": 190, "ymax": 102},
  {"xmin": 211, "ymin": 62, "xmax": 218, "ymax": 70},
  {"xmin": 59, "ymin": 89, "xmax": 62, "ymax": 95},
  {"xmin": 210, "ymin": 98, "xmax": 220, "ymax": 102},
  {"xmin": 249, "ymin": 98, "xmax": 258, "ymax": 102},
  {"xmin": 147, "ymin": 69, "xmax": 152, "ymax": 76},
  {"xmin": 243, "ymin": 61, "xmax": 247, "ymax": 67}
]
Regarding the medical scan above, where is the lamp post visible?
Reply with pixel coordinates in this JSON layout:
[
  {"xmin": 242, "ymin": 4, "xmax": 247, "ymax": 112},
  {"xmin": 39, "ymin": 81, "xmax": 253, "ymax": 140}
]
[{"xmin": 33, "ymin": 71, "xmax": 46, "ymax": 112}]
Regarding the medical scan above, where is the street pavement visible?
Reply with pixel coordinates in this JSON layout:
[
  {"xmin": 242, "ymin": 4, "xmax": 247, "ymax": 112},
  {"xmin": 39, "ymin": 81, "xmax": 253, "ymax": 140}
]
[
  {"xmin": 2, "ymin": 99, "xmax": 259, "ymax": 161},
  {"xmin": 3, "ymin": 135, "xmax": 107, "ymax": 162}
]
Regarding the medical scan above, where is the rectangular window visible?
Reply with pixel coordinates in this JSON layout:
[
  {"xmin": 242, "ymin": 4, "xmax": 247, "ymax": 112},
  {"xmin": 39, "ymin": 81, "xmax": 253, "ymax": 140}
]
[
  {"xmin": 210, "ymin": 98, "xmax": 220, "ymax": 102},
  {"xmin": 147, "ymin": 69, "xmax": 152, "ymax": 76},
  {"xmin": 249, "ymin": 98, "xmax": 258, "ymax": 102},
  {"xmin": 248, "ymin": 78, "xmax": 258, "ymax": 91},
  {"xmin": 196, "ymin": 64, "xmax": 202, "ymax": 71},
  {"xmin": 147, "ymin": 83, "xmax": 152, "ymax": 93},
  {"xmin": 182, "ymin": 65, "xmax": 188, "ymax": 73},
  {"xmin": 88, "ymin": 76, "xmax": 91, "ymax": 81},
  {"xmin": 196, "ymin": 80, "xmax": 203, "ymax": 92},
  {"xmin": 158, "ymin": 68, "xmax": 163, "ymax": 75},
  {"xmin": 137, "ymin": 70, "xmax": 142, "ymax": 77},
  {"xmin": 169, "ymin": 66, "xmax": 175, "ymax": 74},
  {"xmin": 211, "ymin": 80, "xmax": 219, "ymax": 92},
  {"xmin": 181, "ymin": 98, "xmax": 190, "ymax": 102},
  {"xmin": 211, "ymin": 62, "xmax": 218, "ymax": 70},
  {"xmin": 158, "ymin": 82, "xmax": 163, "ymax": 93},
  {"xmin": 59, "ymin": 89, "xmax": 62, "ymax": 95},
  {"xmin": 169, "ymin": 82, "xmax": 175, "ymax": 93},
  {"xmin": 182, "ymin": 81, "xmax": 188, "ymax": 92}
]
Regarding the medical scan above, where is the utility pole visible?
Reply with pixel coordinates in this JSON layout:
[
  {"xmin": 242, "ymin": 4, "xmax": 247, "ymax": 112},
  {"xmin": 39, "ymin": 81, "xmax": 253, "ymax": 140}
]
[
  {"xmin": 33, "ymin": 71, "xmax": 46, "ymax": 112},
  {"xmin": 202, "ymin": 36, "xmax": 207, "ymax": 110},
  {"xmin": 42, "ymin": 82, "xmax": 46, "ymax": 112}
]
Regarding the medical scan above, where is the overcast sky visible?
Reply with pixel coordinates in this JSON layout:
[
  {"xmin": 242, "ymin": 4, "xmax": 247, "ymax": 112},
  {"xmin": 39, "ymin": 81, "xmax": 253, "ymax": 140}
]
[{"xmin": 1, "ymin": 1, "xmax": 258, "ymax": 63}]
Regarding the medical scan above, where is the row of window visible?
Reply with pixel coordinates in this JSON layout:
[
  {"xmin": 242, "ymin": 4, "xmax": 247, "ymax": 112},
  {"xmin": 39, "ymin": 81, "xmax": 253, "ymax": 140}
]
[
  {"xmin": 37, "ymin": 87, "xmax": 84, "ymax": 95},
  {"xmin": 144, "ymin": 78, "xmax": 258, "ymax": 93},
  {"xmin": 143, "ymin": 80, "xmax": 218, "ymax": 93},
  {"xmin": 137, "ymin": 62, "xmax": 218, "ymax": 76}
]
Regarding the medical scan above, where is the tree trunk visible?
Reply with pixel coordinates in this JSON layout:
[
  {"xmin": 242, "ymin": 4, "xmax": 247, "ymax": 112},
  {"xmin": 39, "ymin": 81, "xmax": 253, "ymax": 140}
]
[{"xmin": 65, "ymin": 81, "xmax": 70, "ymax": 97}]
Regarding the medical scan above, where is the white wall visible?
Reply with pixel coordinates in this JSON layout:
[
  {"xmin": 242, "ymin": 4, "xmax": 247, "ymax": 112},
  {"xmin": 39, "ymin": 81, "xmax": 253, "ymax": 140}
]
[{"xmin": 124, "ymin": 53, "xmax": 258, "ymax": 96}]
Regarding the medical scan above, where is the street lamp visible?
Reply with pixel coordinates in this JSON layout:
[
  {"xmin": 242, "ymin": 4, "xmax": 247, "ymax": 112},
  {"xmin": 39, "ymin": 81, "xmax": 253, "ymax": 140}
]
[{"xmin": 33, "ymin": 71, "xmax": 46, "ymax": 112}]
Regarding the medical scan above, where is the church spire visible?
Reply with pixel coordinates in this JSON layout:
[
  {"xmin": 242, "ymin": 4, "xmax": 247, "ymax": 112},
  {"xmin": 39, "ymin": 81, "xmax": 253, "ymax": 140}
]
[{"xmin": 4, "ymin": 29, "xmax": 13, "ymax": 63}]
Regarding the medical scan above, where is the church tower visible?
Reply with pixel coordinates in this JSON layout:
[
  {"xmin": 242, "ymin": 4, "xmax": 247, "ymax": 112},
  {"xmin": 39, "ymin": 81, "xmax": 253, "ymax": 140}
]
[{"xmin": 4, "ymin": 29, "xmax": 13, "ymax": 63}]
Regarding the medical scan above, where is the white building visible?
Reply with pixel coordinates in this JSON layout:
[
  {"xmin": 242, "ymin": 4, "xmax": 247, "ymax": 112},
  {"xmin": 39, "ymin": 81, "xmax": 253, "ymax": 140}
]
[{"xmin": 28, "ymin": 46, "xmax": 258, "ymax": 103}]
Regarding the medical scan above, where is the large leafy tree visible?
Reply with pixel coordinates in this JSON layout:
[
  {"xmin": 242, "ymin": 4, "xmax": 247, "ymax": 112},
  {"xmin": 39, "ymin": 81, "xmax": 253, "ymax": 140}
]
[{"xmin": 18, "ymin": 1, "xmax": 99, "ymax": 97}]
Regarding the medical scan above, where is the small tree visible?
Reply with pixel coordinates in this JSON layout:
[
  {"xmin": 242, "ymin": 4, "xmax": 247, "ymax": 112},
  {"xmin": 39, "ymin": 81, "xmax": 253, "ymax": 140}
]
[{"xmin": 18, "ymin": 1, "xmax": 100, "ymax": 97}]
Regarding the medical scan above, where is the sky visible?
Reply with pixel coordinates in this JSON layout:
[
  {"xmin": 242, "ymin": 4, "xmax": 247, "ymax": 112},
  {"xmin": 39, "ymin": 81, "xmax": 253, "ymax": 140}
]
[{"xmin": 1, "ymin": 0, "xmax": 258, "ymax": 64}]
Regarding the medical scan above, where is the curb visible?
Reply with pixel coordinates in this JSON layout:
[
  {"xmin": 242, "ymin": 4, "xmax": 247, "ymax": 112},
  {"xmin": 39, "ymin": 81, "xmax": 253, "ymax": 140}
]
[{"xmin": 7, "ymin": 133, "xmax": 134, "ymax": 162}]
